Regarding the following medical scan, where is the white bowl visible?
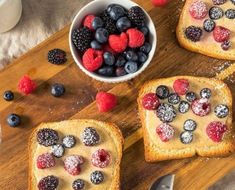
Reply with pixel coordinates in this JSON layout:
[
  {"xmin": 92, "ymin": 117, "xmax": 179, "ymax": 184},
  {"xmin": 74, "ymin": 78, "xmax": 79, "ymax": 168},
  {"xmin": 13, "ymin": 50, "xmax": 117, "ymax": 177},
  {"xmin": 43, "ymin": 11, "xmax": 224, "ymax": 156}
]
[{"xmin": 69, "ymin": 0, "xmax": 157, "ymax": 83}]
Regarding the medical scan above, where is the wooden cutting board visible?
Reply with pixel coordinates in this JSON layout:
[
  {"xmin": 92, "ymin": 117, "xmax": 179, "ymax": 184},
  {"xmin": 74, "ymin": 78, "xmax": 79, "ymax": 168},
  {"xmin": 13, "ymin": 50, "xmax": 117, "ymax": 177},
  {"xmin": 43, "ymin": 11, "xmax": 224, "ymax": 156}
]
[{"xmin": 0, "ymin": 0, "xmax": 235, "ymax": 189}]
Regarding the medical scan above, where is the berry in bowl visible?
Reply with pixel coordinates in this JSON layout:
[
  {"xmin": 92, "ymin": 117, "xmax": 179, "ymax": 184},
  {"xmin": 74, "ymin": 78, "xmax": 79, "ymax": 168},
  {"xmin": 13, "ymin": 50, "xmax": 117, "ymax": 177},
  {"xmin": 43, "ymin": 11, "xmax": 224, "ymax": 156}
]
[{"xmin": 69, "ymin": 0, "xmax": 157, "ymax": 83}]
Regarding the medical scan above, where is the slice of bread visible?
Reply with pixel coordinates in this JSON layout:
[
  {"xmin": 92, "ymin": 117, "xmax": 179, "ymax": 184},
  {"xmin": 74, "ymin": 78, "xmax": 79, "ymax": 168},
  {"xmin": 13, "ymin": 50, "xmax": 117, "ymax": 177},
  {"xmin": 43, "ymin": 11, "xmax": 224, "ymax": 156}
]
[
  {"xmin": 138, "ymin": 76, "xmax": 234, "ymax": 162},
  {"xmin": 29, "ymin": 119, "xmax": 124, "ymax": 190},
  {"xmin": 177, "ymin": 0, "xmax": 235, "ymax": 60}
]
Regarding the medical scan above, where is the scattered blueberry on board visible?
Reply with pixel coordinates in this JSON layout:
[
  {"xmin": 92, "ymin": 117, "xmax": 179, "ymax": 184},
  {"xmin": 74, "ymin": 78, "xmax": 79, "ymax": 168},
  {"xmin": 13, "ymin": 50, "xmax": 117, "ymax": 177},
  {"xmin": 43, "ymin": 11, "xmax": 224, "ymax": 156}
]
[
  {"xmin": 72, "ymin": 4, "xmax": 152, "ymax": 77},
  {"xmin": 7, "ymin": 113, "xmax": 21, "ymax": 127},
  {"xmin": 3, "ymin": 90, "xmax": 14, "ymax": 101},
  {"xmin": 51, "ymin": 83, "xmax": 65, "ymax": 97}
]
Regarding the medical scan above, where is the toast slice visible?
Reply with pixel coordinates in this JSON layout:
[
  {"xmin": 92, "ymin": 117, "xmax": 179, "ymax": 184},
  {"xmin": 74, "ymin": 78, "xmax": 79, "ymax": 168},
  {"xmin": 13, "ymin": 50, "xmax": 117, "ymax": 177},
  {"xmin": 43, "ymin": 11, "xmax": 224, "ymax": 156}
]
[
  {"xmin": 138, "ymin": 76, "xmax": 234, "ymax": 162},
  {"xmin": 176, "ymin": 0, "xmax": 235, "ymax": 60},
  {"xmin": 29, "ymin": 119, "xmax": 124, "ymax": 190}
]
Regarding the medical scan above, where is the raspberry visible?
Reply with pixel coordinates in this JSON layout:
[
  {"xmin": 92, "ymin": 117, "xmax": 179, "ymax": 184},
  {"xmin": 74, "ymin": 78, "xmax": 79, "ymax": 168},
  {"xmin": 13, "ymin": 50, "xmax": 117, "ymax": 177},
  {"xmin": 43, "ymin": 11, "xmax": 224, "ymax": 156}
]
[
  {"xmin": 189, "ymin": 1, "xmax": 208, "ymax": 19},
  {"xmin": 142, "ymin": 93, "xmax": 160, "ymax": 110},
  {"xmin": 37, "ymin": 153, "xmax": 55, "ymax": 169},
  {"xmin": 126, "ymin": 28, "xmax": 145, "ymax": 48},
  {"xmin": 152, "ymin": 0, "xmax": 169, "ymax": 7},
  {"xmin": 213, "ymin": 26, "xmax": 230, "ymax": 42},
  {"xmin": 37, "ymin": 128, "xmax": 59, "ymax": 147},
  {"xmin": 96, "ymin": 91, "xmax": 117, "ymax": 112},
  {"xmin": 185, "ymin": 26, "xmax": 203, "ymax": 42},
  {"xmin": 38, "ymin": 176, "xmax": 59, "ymax": 190},
  {"xmin": 82, "ymin": 127, "xmax": 100, "ymax": 146},
  {"xmin": 156, "ymin": 123, "xmax": 174, "ymax": 142},
  {"xmin": 64, "ymin": 155, "xmax": 84, "ymax": 176},
  {"xmin": 82, "ymin": 48, "xmax": 103, "ymax": 72},
  {"xmin": 206, "ymin": 121, "xmax": 227, "ymax": 142},
  {"xmin": 191, "ymin": 98, "xmax": 211, "ymax": 116},
  {"xmin": 91, "ymin": 149, "xmax": 111, "ymax": 168},
  {"xmin": 128, "ymin": 6, "xmax": 146, "ymax": 27},
  {"xmin": 83, "ymin": 14, "xmax": 95, "ymax": 30},
  {"xmin": 173, "ymin": 79, "xmax": 189, "ymax": 95},
  {"xmin": 18, "ymin": 75, "xmax": 36, "ymax": 95},
  {"xmin": 108, "ymin": 32, "xmax": 128, "ymax": 53}
]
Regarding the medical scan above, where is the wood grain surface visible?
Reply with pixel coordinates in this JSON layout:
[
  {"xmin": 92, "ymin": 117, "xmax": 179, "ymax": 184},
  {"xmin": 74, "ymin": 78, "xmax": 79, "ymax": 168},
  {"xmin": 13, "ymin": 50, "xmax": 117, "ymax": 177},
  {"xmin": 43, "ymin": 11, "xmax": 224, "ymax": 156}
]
[{"xmin": 0, "ymin": 0, "xmax": 235, "ymax": 190}]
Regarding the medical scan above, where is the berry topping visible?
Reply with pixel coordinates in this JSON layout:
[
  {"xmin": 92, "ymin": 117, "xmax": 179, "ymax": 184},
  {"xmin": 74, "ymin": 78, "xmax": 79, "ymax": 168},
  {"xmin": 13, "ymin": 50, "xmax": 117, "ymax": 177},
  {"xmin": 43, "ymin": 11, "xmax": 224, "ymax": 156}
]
[
  {"xmin": 140, "ymin": 42, "xmax": 152, "ymax": 54},
  {"xmin": 184, "ymin": 119, "xmax": 197, "ymax": 131},
  {"xmin": 137, "ymin": 51, "xmax": 148, "ymax": 63},
  {"xmin": 128, "ymin": 6, "xmax": 146, "ymax": 27},
  {"xmin": 92, "ymin": 17, "xmax": 104, "ymax": 30},
  {"xmin": 124, "ymin": 61, "xmax": 138, "ymax": 74},
  {"xmin": 214, "ymin": 104, "xmax": 229, "ymax": 118},
  {"xmin": 100, "ymin": 11, "xmax": 117, "ymax": 34},
  {"xmin": 51, "ymin": 83, "xmax": 65, "ymax": 97},
  {"xmin": 203, "ymin": 19, "xmax": 216, "ymax": 32},
  {"xmin": 152, "ymin": 0, "xmax": 169, "ymax": 6},
  {"xmin": 180, "ymin": 131, "xmax": 193, "ymax": 144},
  {"xmin": 189, "ymin": 1, "xmax": 208, "ymax": 19},
  {"xmin": 64, "ymin": 155, "xmax": 84, "ymax": 175},
  {"xmin": 72, "ymin": 27, "xmax": 92, "ymax": 53},
  {"xmin": 82, "ymin": 48, "xmax": 103, "ymax": 72},
  {"xmin": 37, "ymin": 128, "xmax": 59, "ymax": 147},
  {"xmin": 185, "ymin": 26, "xmax": 203, "ymax": 42},
  {"xmin": 7, "ymin": 113, "xmax": 21, "ymax": 127},
  {"xmin": 91, "ymin": 40, "xmax": 102, "ymax": 50},
  {"xmin": 108, "ymin": 32, "xmax": 128, "ymax": 53},
  {"xmin": 115, "ymin": 67, "xmax": 127, "ymax": 76},
  {"xmin": 200, "ymin": 88, "xmax": 211, "ymax": 99},
  {"xmin": 206, "ymin": 121, "xmax": 227, "ymax": 142},
  {"xmin": 213, "ymin": 26, "xmax": 230, "ymax": 42},
  {"xmin": 168, "ymin": 93, "xmax": 180, "ymax": 105},
  {"xmin": 116, "ymin": 17, "xmax": 131, "ymax": 32},
  {"xmin": 225, "ymin": 9, "xmax": 235, "ymax": 19},
  {"xmin": 95, "ymin": 28, "xmax": 109, "ymax": 44},
  {"xmin": 37, "ymin": 153, "xmax": 55, "ymax": 169},
  {"xmin": 126, "ymin": 28, "xmax": 145, "ymax": 48},
  {"xmin": 51, "ymin": 144, "xmax": 65, "ymax": 158},
  {"xmin": 156, "ymin": 103, "xmax": 177, "ymax": 123},
  {"xmin": 72, "ymin": 179, "xmax": 85, "ymax": 190},
  {"xmin": 178, "ymin": 101, "xmax": 190, "ymax": 113},
  {"xmin": 38, "ymin": 176, "xmax": 59, "ymax": 190},
  {"xmin": 82, "ymin": 127, "xmax": 100, "ymax": 146},
  {"xmin": 221, "ymin": 40, "xmax": 232, "ymax": 51},
  {"xmin": 156, "ymin": 123, "xmax": 175, "ymax": 142},
  {"xmin": 191, "ymin": 98, "xmax": 211, "ymax": 117},
  {"xmin": 209, "ymin": 6, "xmax": 224, "ymax": 20},
  {"xmin": 156, "ymin": 85, "xmax": 169, "ymax": 99},
  {"xmin": 97, "ymin": 66, "xmax": 114, "ymax": 76},
  {"xmin": 103, "ymin": 52, "xmax": 115, "ymax": 66},
  {"xmin": 96, "ymin": 91, "xmax": 117, "ymax": 112},
  {"xmin": 47, "ymin": 49, "xmax": 67, "ymax": 65},
  {"xmin": 108, "ymin": 5, "xmax": 126, "ymax": 21},
  {"xmin": 90, "ymin": 171, "xmax": 104, "ymax": 184},
  {"xmin": 3, "ymin": 90, "xmax": 14, "ymax": 101},
  {"xmin": 185, "ymin": 91, "xmax": 197, "ymax": 102},
  {"xmin": 62, "ymin": 135, "xmax": 76, "ymax": 148},
  {"xmin": 212, "ymin": 0, "xmax": 227, "ymax": 5},
  {"xmin": 173, "ymin": 79, "xmax": 189, "ymax": 95},
  {"xmin": 91, "ymin": 149, "xmax": 111, "ymax": 168},
  {"xmin": 83, "ymin": 15, "xmax": 95, "ymax": 30},
  {"xmin": 142, "ymin": 93, "xmax": 160, "ymax": 110},
  {"xmin": 18, "ymin": 75, "xmax": 36, "ymax": 95}
]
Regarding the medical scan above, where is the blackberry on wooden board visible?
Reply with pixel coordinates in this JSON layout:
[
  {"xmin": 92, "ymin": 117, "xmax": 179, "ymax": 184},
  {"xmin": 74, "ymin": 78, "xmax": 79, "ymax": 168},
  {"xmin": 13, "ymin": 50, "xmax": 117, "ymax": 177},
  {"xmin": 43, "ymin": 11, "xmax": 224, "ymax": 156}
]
[{"xmin": 47, "ymin": 49, "xmax": 67, "ymax": 65}]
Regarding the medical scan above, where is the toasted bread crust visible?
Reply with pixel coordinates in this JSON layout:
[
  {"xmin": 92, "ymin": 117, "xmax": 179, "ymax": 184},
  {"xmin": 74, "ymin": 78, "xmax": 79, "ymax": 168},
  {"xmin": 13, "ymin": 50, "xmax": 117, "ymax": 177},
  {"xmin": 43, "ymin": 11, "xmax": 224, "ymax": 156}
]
[
  {"xmin": 28, "ymin": 119, "xmax": 124, "ymax": 190},
  {"xmin": 138, "ymin": 76, "xmax": 234, "ymax": 162}
]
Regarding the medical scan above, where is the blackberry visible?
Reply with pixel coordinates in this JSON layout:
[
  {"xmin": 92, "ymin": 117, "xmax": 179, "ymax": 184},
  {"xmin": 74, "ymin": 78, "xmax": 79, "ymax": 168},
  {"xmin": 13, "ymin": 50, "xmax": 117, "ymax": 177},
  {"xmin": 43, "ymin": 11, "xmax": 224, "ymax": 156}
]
[
  {"xmin": 90, "ymin": 171, "xmax": 104, "ymax": 184},
  {"xmin": 128, "ymin": 6, "xmax": 146, "ymax": 27},
  {"xmin": 209, "ymin": 6, "xmax": 224, "ymax": 20},
  {"xmin": 221, "ymin": 40, "xmax": 232, "ymax": 51},
  {"xmin": 168, "ymin": 93, "xmax": 180, "ymax": 104},
  {"xmin": 214, "ymin": 104, "xmax": 229, "ymax": 118},
  {"xmin": 37, "ymin": 128, "xmax": 59, "ymax": 147},
  {"xmin": 62, "ymin": 135, "xmax": 76, "ymax": 148},
  {"xmin": 82, "ymin": 127, "xmax": 100, "ymax": 146},
  {"xmin": 72, "ymin": 27, "xmax": 92, "ymax": 52},
  {"xmin": 156, "ymin": 103, "xmax": 177, "ymax": 123},
  {"xmin": 185, "ymin": 26, "xmax": 203, "ymax": 42},
  {"xmin": 3, "ymin": 90, "xmax": 14, "ymax": 101},
  {"xmin": 51, "ymin": 144, "xmax": 65, "ymax": 158},
  {"xmin": 212, "ymin": 0, "xmax": 227, "ymax": 5},
  {"xmin": 225, "ymin": 9, "xmax": 235, "ymax": 19},
  {"xmin": 178, "ymin": 101, "xmax": 190, "ymax": 114},
  {"xmin": 72, "ymin": 179, "xmax": 85, "ymax": 190},
  {"xmin": 156, "ymin": 85, "xmax": 169, "ymax": 99},
  {"xmin": 203, "ymin": 19, "xmax": 215, "ymax": 32},
  {"xmin": 100, "ymin": 11, "xmax": 117, "ymax": 34},
  {"xmin": 180, "ymin": 131, "xmax": 193, "ymax": 144},
  {"xmin": 38, "ymin": 175, "xmax": 59, "ymax": 190},
  {"xmin": 47, "ymin": 49, "xmax": 67, "ymax": 65},
  {"xmin": 185, "ymin": 91, "xmax": 197, "ymax": 102},
  {"xmin": 200, "ymin": 88, "xmax": 211, "ymax": 99},
  {"xmin": 7, "ymin": 113, "xmax": 21, "ymax": 127},
  {"xmin": 184, "ymin": 119, "xmax": 197, "ymax": 131}
]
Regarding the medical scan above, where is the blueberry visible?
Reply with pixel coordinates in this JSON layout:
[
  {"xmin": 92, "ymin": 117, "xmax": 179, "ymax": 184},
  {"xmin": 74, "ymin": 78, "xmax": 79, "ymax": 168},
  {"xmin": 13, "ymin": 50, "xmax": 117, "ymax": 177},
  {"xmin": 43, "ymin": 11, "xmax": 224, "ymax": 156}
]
[
  {"xmin": 3, "ymin": 90, "xmax": 14, "ymax": 101},
  {"xmin": 95, "ymin": 28, "xmax": 109, "ymax": 44},
  {"xmin": 200, "ymin": 88, "xmax": 211, "ymax": 99},
  {"xmin": 103, "ymin": 52, "xmax": 115, "ymax": 66},
  {"xmin": 156, "ymin": 85, "xmax": 169, "ymax": 99},
  {"xmin": 62, "ymin": 135, "xmax": 76, "ymax": 148},
  {"xmin": 7, "ymin": 113, "xmax": 21, "ymax": 127},
  {"xmin": 180, "ymin": 131, "xmax": 193, "ymax": 144},
  {"xmin": 51, "ymin": 83, "xmax": 65, "ymax": 97},
  {"xmin": 184, "ymin": 119, "xmax": 197, "ymax": 131},
  {"xmin": 90, "ymin": 171, "xmax": 104, "ymax": 184},
  {"xmin": 51, "ymin": 144, "xmax": 65, "ymax": 158},
  {"xmin": 125, "ymin": 50, "xmax": 138, "ymax": 61},
  {"xmin": 168, "ymin": 93, "xmax": 180, "ymax": 104},
  {"xmin": 90, "ymin": 40, "xmax": 102, "ymax": 50},
  {"xmin": 92, "ymin": 17, "xmax": 104, "ymax": 30},
  {"xmin": 72, "ymin": 179, "xmax": 85, "ymax": 190},
  {"xmin": 137, "ymin": 51, "xmax": 148, "ymax": 63},
  {"xmin": 97, "ymin": 66, "xmax": 114, "ymax": 77},
  {"xmin": 214, "ymin": 104, "xmax": 229, "ymax": 118},
  {"xmin": 107, "ymin": 4, "xmax": 118, "ymax": 13},
  {"xmin": 115, "ymin": 67, "xmax": 127, "ymax": 77},
  {"xmin": 109, "ymin": 5, "xmax": 126, "ymax": 20},
  {"xmin": 221, "ymin": 40, "xmax": 232, "ymax": 51},
  {"xmin": 116, "ymin": 17, "xmax": 131, "ymax": 32},
  {"xmin": 203, "ymin": 19, "xmax": 215, "ymax": 32},
  {"xmin": 209, "ymin": 6, "xmax": 224, "ymax": 20},
  {"xmin": 178, "ymin": 101, "xmax": 190, "ymax": 113},
  {"xmin": 139, "ymin": 26, "xmax": 149, "ymax": 36},
  {"xmin": 185, "ymin": 91, "xmax": 197, "ymax": 102},
  {"xmin": 124, "ymin": 61, "xmax": 138, "ymax": 73},
  {"xmin": 225, "ymin": 9, "xmax": 235, "ymax": 19},
  {"xmin": 140, "ymin": 42, "xmax": 152, "ymax": 54},
  {"xmin": 115, "ymin": 55, "xmax": 126, "ymax": 67}
]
